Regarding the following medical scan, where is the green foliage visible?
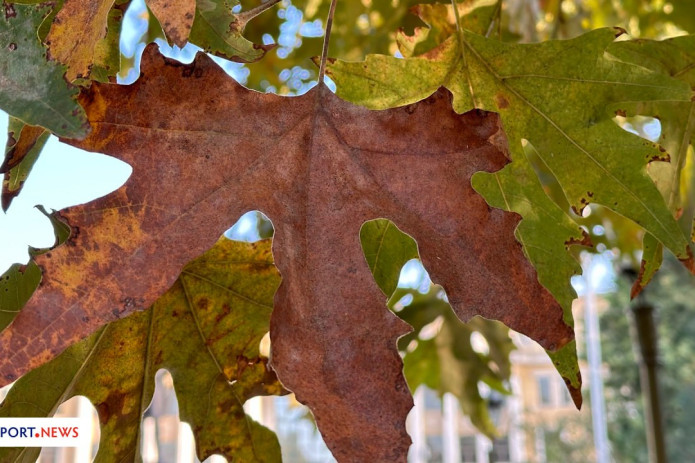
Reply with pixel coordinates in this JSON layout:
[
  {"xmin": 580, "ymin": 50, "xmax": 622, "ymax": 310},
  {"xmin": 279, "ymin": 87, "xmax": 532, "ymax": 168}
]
[
  {"xmin": 360, "ymin": 219, "xmax": 419, "ymax": 296},
  {"xmin": 0, "ymin": 262, "xmax": 40, "ymax": 332},
  {"xmin": 189, "ymin": 0, "xmax": 273, "ymax": 62},
  {"xmin": 361, "ymin": 218, "xmax": 514, "ymax": 436},
  {"xmin": 609, "ymin": 35, "xmax": 695, "ymax": 291},
  {"xmin": 0, "ymin": 2, "xmax": 87, "ymax": 137},
  {"xmin": 396, "ymin": 286, "xmax": 514, "ymax": 437},
  {"xmin": 1, "ymin": 116, "xmax": 48, "ymax": 209},
  {"xmin": 602, "ymin": 256, "xmax": 695, "ymax": 462}
]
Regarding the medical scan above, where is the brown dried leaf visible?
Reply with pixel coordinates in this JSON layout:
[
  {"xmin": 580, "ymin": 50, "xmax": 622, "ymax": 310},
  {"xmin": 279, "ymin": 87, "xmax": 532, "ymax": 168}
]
[
  {"xmin": 0, "ymin": 45, "xmax": 573, "ymax": 461},
  {"xmin": 146, "ymin": 0, "xmax": 195, "ymax": 47}
]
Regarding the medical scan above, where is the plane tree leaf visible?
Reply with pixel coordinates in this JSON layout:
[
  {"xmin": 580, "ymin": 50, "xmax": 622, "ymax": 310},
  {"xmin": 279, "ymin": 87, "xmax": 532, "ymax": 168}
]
[
  {"xmin": 0, "ymin": 45, "xmax": 573, "ymax": 462},
  {"xmin": 1, "ymin": 116, "xmax": 48, "ymax": 210},
  {"xmin": 607, "ymin": 36, "xmax": 695, "ymax": 295},
  {"xmin": 397, "ymin": 286, "xmax": 514, "ymax": 438},
  {"xmin": 395, "ymin": 0, "xmax": 499, "ymax": 58},
  {"xmin": 359, "ymin": 218, "xmax": 419, "ymax": 297},
  {"xmin": 0, "ymin": 2, "xmax": 87, "ymax": 137},
  {"xmin": 325, "ymin": 27, "xmax": 693, "ymax": 265},
  {"xmin": 0, "ymin": 237, "xmax": 284, "ymax": 463},
  {"xmin": 44, "ymin": 0, "xmax": 122, "ymax": 82},
  {"xmin": 146, "ymin": 0, "xmax": 195, "ymax": 47},
  {"xmin": 187, "ymin": 0, "xmax": 276, "ymax": 63},
  {"xmin": 360, "ymin": 218, "xmax": 515, "ymax": 436}
]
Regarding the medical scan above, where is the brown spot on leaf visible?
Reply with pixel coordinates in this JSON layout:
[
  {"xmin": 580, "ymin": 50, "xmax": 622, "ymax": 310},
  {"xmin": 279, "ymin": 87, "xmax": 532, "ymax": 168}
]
[
  {"xmin": 631, "ymin": 259, "xmax": 649, "ymax": 299},
  {"xmin": 564, "ymin": 230, "xmax": 592, "ymax": 248},
  {"xmin": 96, "ymin": 391, "xmax": 126, "ymax": 425},
  {"xmin": 615, "ymin": 109, "xmax": 627, "ymax": 117},
  {"xmin": 495, "ymin": 93, "xmax": 509, "ymax": 109},
  {"xmin": 4, "ymin": 3, "xmax": 16, "ymax": 19}
]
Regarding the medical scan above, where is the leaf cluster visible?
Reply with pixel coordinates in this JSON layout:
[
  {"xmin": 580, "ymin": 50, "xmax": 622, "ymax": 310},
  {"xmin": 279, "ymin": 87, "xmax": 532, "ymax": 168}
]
[{"xmin": 1, "ymin": 0, "xmax": 695, "ymax": 461}]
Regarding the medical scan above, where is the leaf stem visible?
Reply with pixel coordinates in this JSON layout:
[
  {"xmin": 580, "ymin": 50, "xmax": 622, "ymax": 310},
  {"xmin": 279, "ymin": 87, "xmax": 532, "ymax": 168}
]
[
  {"xmin": 236, "ymin": 0, "xmax": 282, "ymax": 26},
  {"xmin": 318, "ymin": 0, "xmax": 338, "ymax": 85}
]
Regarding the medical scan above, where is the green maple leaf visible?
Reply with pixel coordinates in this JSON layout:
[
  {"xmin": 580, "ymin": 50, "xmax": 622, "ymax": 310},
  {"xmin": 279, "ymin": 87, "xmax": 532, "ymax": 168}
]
[
  {"xmin": 0, "ymin": 237, "xmax": 285, "ymax": 463},
  {"xmin": 188, "ymin": 0, "xmax": 276, "ymax": 62},
  {"xmin": 607, "ymin": 35, "xmax": 695, "ymax": 294}
]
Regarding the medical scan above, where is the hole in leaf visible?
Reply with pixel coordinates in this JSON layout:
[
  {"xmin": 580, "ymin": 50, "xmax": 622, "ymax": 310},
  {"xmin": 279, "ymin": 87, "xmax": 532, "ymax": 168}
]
[
  {"xmin": 245, "ymin": 394, "xmax": 337, "ymax": 462},
  {"xmin": 360, "ymin": 218, "xmax": 515, "ymax": 439},
  {"xmin": 225, "ymin": 210, "xmax": 274, "ymax": 242},
  {"xmin": 614, "ymin": 114, "xmax": 662, "ymax": 143},
  {"xmin": 36, "ymin": 396, "xmax": 100, "ymax": 461},
  {"xmin": 118, "ymin": 0, "xmax": 319, "ymax": 94}
]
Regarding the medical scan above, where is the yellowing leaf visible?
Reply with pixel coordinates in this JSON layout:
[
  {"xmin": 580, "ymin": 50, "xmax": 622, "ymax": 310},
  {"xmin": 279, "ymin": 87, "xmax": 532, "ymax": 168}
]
[
  {"xmin": 0, "ymin": 237, "xmax": 285, "ymax": 463},
  {"xmin": 327, "ymin": 29, "xmax": 690, "ymax": 262},
  {"xmin": 45, "ymin": 0, "xmax": 116, "ymax": 82},
  {"xmin": 146, "ymin": 0, "xmax": 195, "ymax": 47},
  {"xmin": 1, "ymin": 116, "xmax": 48, "ymax": 210}
]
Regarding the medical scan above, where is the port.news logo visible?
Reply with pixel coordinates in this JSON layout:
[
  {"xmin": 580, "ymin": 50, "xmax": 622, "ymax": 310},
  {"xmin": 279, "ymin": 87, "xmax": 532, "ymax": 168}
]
[{"xmin": 0, "ymin": 418, "xmax": 90, "ymax": 447}]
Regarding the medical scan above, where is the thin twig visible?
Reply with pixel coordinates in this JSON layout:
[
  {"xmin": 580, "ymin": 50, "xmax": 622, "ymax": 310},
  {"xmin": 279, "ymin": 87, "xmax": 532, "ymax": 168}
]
[
  {"xmin": 485, "ymin": 0, "xmax": 503, "ymax": 38},
  {"xmin": 318, "ymin": 0, "xmax": 338, "ymax": 85},
  {"xmin": 236, "ymin": 0, "xmax": 282, "ymax": 26}
]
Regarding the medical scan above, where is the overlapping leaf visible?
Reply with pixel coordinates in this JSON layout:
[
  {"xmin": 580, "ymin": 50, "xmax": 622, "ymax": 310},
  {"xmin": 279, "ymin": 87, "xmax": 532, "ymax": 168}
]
[
  {"xmin": 361, "ymin": 218, "xmax": 514, "ymax": 436},
  {"xmin": 187, "ymin": 0, "xmax": 276, "ymax": 62},
  {"xmin": 0, "ymin": 2, "xmax": 87, "ymax": 137},
  {"xmin": 0, "ymin": 237, "xmax": 284, "ymax": 462},
  {"xmin": 44, "ymin": 0, "xmax": 127, "ymax": 82},
  {"xmin": 398, "ymin": 288, "xmax": 513, "ymax": 438},
  {"xmin": 0, "ymin": 206, "xmax": 69, "ymax": 331},
  {"xmin": 146, "ymin": 0, "xmax": 195, "ymax": 47},
  {"xmin": 0, "ymin": 45, "xmax": 572, "ymax": 461},
  {"xmin": 607, "ymin": 36, "xmax": 695, "ymax": 294},
  {"xmin": 325, "ymin": 25, "xmax": 693, "ymax": 261},
  {"xmin": 326, "ymin": 17, "xmax": 695, "ymax": 393},
  {"xmin": 1, "ymin": 116, "xmax": 48, "ymax": 210}
]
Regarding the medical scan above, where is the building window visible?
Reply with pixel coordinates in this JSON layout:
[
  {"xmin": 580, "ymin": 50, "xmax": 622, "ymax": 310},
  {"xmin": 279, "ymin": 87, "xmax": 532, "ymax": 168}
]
[
  {"xmin": 426, "ymin": 435, "xmax": 443, "ymax": 462},
  {"xmin": 424, "ymin": 387, "xmax": 442, "ymax": 411},
  {"xmin": 490, "ymin": 436, "xmax": 511, "ymax": 462},
  {"xmin": 559, "ymin": 378, "xmax": 573, "ymax": 406},
  {"xmin": 537, "ymin": 375, "xmax": 552, "ymax": 406},
  {"xmin": 460, "ymin": 436, "xmax": 476, "ymax": 462}
]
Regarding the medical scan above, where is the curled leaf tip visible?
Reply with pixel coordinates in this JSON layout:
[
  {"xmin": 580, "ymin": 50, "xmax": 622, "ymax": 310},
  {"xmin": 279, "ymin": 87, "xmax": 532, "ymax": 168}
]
[{"xmin": 613, "ymin": 26, "xmax": 628, "ymax": 37}]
